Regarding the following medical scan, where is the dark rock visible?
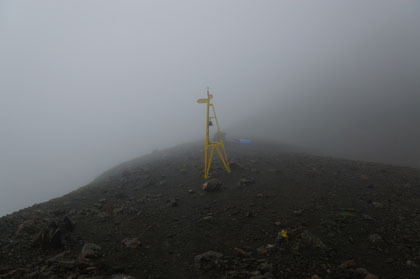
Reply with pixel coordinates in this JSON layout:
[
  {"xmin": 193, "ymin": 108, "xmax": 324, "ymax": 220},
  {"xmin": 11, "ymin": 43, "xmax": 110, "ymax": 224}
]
[
  {"xmin": 122, "ymin": 238, "xmax": 141, "ymax": 248},
  {"xmin": 80, "ymin": 243, "xmax": 102, "ymax": 259},
  {"xmin": 202, "ymin": 178, "xmax": 222, "ymax": 192}
]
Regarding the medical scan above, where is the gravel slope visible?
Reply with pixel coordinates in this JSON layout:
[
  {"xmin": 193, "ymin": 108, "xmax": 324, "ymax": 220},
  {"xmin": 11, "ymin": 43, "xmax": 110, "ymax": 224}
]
[{"xmin": 1, "ymin": 140, "xmax": 420, "ymax": 279}]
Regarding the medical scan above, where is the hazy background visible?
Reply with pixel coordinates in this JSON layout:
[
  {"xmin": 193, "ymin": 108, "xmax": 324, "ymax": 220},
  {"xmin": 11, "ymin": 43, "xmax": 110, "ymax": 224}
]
[{"xmin": 1, "ymin": 0, "xmax": 419, "ymax": 216}]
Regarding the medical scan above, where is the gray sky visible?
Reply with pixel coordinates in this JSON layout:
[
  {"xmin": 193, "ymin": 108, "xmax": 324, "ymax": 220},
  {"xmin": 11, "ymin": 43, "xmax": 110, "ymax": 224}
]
[{"xmin": 1, "ymin": 1, "xmax": 419, "ymax": 216}]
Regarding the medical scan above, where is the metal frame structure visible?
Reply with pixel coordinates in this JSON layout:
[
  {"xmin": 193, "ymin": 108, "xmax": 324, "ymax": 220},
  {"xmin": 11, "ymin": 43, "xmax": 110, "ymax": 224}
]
[{"xmin": 197, "ymin": 88, "xmax": 231, "ymax": 179}]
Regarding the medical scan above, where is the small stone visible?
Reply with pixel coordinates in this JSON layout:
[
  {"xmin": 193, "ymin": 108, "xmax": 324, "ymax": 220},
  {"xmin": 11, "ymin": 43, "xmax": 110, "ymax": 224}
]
[
  {"xmin": 80, "ymin": 243, "xmax": 102, "ymax": 259},
  {"xmin": 122, "ymin": 238, "xmax": 141, "ymax": 248}
]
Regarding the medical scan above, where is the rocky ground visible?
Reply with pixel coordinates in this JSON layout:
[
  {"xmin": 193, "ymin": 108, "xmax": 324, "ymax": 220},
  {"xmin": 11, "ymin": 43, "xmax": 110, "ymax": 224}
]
[{"xmin": 1, "ymin": 139, "xmax": 420, "ymax": 279}]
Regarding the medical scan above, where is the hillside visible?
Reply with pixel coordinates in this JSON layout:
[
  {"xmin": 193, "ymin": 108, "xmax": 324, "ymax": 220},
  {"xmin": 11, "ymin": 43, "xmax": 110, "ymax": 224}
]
[{"xmin": 1, "ymin": 140, "xmax": 420, "ymax": 279}]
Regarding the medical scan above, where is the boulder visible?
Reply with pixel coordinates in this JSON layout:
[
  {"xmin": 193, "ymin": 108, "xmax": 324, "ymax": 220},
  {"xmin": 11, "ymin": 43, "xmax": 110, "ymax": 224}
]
[{"xmin": 202, "ymin": 178, "xmax": 222, "ymax": 192}]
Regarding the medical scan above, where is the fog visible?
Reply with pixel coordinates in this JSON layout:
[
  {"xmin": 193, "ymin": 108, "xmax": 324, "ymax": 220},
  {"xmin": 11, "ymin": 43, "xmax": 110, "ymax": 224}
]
[{"xmin": 1, "ymin": 0, "xmax": 419, "ymax": 216}]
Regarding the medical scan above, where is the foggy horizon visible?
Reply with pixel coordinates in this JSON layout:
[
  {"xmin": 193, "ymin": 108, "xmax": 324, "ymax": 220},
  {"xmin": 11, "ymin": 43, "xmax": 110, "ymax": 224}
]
[{"xmin": 1, "ymin": 0, "xmax": 420, "ymax": 216}]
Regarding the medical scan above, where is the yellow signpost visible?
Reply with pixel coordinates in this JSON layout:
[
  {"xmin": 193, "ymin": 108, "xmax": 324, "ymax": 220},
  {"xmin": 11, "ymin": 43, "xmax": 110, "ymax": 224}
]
[{"xmin": 197, "ymin": 88, "xmax": 231, "ymax": 179}]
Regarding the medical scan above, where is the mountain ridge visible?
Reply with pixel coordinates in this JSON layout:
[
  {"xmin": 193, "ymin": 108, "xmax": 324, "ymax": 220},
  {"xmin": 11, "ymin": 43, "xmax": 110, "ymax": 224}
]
[{"xmin": 1, "ymin": 139, "xmax": 420, "ymax": 279}]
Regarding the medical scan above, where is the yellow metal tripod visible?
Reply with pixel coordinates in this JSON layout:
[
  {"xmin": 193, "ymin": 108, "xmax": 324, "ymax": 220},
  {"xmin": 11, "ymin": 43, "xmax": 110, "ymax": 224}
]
[{"xmin": 197, "ymin": 88, "xmax": 231, "ymax": 179}]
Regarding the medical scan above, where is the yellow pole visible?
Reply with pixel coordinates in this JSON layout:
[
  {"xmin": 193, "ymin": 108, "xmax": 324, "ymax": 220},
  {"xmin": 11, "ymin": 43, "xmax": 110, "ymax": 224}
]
[{"xmin": 197, "ymin": 88, "xmax": 230, "ymax": 179}]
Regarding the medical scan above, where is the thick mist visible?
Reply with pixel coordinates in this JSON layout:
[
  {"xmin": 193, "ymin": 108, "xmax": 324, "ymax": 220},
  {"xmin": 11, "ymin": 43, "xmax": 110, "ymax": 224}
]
[{"xmin": 1, "ymin": 0, "xmax": 419, "ymax": 216}]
